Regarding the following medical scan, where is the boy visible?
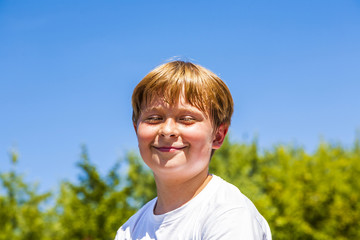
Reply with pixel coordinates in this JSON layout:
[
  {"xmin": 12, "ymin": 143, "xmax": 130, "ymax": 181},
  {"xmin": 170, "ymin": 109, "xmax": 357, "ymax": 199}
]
[{"xmin": 115, "ymin": 60, "xmax": 271, "ymax": 239}]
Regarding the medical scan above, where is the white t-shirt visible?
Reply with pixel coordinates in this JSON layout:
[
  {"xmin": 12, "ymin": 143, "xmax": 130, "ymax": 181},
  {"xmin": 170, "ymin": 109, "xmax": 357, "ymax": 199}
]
[{"xmin": 115, "ymin": 175, "xmax": 271, "ymax": 240}]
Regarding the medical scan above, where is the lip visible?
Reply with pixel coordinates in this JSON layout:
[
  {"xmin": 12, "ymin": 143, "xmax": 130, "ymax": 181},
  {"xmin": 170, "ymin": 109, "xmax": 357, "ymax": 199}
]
[{"xmin": 153, "ymin": 146, "xmax": 187, "ymax": 152}]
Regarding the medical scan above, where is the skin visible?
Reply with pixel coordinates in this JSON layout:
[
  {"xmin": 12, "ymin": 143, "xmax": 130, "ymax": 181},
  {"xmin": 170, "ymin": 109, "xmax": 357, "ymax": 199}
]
[{"xmin": 134, "ymin": 95, "xmax": 228, "ymax": 214}]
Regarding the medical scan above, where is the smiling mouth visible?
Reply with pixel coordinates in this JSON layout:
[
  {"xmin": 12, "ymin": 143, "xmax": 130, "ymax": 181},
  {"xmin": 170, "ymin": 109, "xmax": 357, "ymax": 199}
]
[{"xmin": 153, "ymin": 146, "xmax": 186, "ymax": 152}]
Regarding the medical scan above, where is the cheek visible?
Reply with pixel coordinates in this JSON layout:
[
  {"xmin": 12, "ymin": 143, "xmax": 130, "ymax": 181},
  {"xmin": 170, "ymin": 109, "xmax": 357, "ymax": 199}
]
[
  {"xmin": 136, "ymin": 126, "xmax": 155, "ymax": 160},
  {"xmin": 137, "ymin": 124, "xmax": 156, "ymax": 141},
  {"xmin": 184, "ymin": 127, "xmax": 214, "ymax": 148}
]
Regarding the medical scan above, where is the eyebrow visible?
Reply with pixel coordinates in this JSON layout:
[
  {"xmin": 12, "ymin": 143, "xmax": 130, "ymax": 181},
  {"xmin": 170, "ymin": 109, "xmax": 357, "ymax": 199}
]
[{"xmin": 142, "ymin": 105, "xmax": 206, "ymax": 117}]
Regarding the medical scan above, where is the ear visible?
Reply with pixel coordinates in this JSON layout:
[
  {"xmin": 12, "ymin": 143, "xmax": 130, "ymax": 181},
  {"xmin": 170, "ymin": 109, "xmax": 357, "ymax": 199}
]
[
  {"xmin": 212, "ymin": 124, "xmax": 228, "ymax": 149},
  {"xmin": 133, "ymin": 122, "xmax": 137, "ymax": 133}
]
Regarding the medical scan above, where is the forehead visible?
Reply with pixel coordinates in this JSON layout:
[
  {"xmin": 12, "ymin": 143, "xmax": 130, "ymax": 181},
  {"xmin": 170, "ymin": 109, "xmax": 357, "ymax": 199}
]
[{"xmin": 141, "ymin": 95, "xmax": 208, "ymax": 115}]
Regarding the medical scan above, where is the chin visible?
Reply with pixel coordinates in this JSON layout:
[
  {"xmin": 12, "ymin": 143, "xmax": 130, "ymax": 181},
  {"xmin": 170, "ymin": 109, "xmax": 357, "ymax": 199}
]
[{"xmin": 157, "ymin": 163, "xmax": 208, "ymax": 180}]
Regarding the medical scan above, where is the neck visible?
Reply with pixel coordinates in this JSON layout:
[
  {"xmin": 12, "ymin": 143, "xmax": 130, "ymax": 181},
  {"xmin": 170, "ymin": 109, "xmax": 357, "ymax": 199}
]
[{"xmin": 153, "ymin": 170, "xmax": 212, "ymax": 215}]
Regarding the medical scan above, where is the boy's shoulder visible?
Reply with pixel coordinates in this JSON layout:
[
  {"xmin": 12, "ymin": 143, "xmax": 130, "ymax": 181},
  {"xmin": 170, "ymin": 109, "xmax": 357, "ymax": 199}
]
[
  {"xmin": 209, "ymin": 175, "xmax": 246, "ymax": 203},
  {"xmin": 210, "ymin": 175, "xmax": 260, "ymax": 210},
  {"xmin": 202, "ymin": 176, "xmax": 271, "ymax": 239},
  {"xmin": 203, "ymin": 176, "xmax": 264, "ymax": 223}
]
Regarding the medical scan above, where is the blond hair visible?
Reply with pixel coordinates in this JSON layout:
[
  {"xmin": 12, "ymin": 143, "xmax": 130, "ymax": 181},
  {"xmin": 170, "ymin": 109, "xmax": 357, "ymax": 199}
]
[{"xmin": 132, "ymin": 61, "xmax": 233, "ymax": 128}]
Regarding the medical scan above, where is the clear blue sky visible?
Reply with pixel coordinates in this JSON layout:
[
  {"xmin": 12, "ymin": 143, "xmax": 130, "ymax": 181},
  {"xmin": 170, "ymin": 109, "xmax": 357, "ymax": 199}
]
[{"xmin": 1, "ymin": 0, "xmax": 359, "ymax": 192}]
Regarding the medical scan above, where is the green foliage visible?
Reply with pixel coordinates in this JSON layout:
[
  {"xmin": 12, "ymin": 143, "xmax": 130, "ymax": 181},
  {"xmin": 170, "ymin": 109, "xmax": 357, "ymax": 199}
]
[
  {"xmin": 211, "ymin": 136, "xmax": 360, "ymax": 240},
  {"xmin": 126, "ymin": 152, "xmax": 156, "ymax": 209},
  {"xmin": 0, "ymin": 150, "xmax": 52, "ymax": 240},
  {"xmin": 52, "ymin": 146, "xmax": 155, "ymax": 240},
  {"xmin": 0, "ymin": 147, "xmax": 156, "ymax": 240},
  {"xmin": 1, "ymin": 137, "xmax": 359, "ymax": 239}
]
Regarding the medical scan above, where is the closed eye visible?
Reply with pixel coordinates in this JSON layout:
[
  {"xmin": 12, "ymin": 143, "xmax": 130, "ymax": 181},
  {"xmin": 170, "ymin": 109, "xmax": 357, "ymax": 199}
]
[
  {"xmin": 145, "ymin": 116, "xmax": 163, "ymax": 124},
  {"xmin": 179, "ymin": 116, "xmax": 196, "ymax": 124}
]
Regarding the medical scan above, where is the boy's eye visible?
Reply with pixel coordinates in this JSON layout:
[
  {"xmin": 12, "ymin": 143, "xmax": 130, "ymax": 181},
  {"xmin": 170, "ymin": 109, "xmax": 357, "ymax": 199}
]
[
  {"xmin": 145, "ymin": 116, "xmax": 163, "ymax": 123},
  {"xmin": 180, "ymin": 116, "xmax": 196, "ymax": 124}
]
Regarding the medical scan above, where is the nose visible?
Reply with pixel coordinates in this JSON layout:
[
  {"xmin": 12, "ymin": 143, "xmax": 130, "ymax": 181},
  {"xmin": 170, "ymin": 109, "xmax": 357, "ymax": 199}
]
[{"xmin": 159, "ymin": 118, "xmax": 178, "ymax": 138}]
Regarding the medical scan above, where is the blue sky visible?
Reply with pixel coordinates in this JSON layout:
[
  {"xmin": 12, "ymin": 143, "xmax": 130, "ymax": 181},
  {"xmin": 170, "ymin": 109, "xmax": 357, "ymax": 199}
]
[{"xmin": 1, "ymin": 0, "xmax": 360, "ymax": 192}]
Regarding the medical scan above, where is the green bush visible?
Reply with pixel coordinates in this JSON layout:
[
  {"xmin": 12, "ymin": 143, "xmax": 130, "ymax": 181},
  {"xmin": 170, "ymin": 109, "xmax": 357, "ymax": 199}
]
[{"xmin": 210, "ymin": 137, "xmax": 360, "ymax": 240}]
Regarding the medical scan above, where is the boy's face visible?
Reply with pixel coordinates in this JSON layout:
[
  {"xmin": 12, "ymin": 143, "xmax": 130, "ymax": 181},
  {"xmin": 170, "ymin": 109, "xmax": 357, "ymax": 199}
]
[{"xmin": 134, "ymin": 95, "xmax": 227, "ymax": 181}]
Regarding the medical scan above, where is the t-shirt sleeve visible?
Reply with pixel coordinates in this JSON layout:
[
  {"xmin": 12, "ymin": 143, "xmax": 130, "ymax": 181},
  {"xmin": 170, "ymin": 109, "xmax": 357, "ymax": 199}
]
[
  {"xmin": 114, "ymin": 231, "xmax": 120, "ymax": 240},
  {"xmin": 114, "ymin": 226, "xmax": 132, "ymax": 240},
  {"xmin": 201, "ymin": 206, "xmax": 271, "ymax": 240},
  {"xmin": 114, "ymin": 229, "xmax": 124, "ymax": 240}
]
